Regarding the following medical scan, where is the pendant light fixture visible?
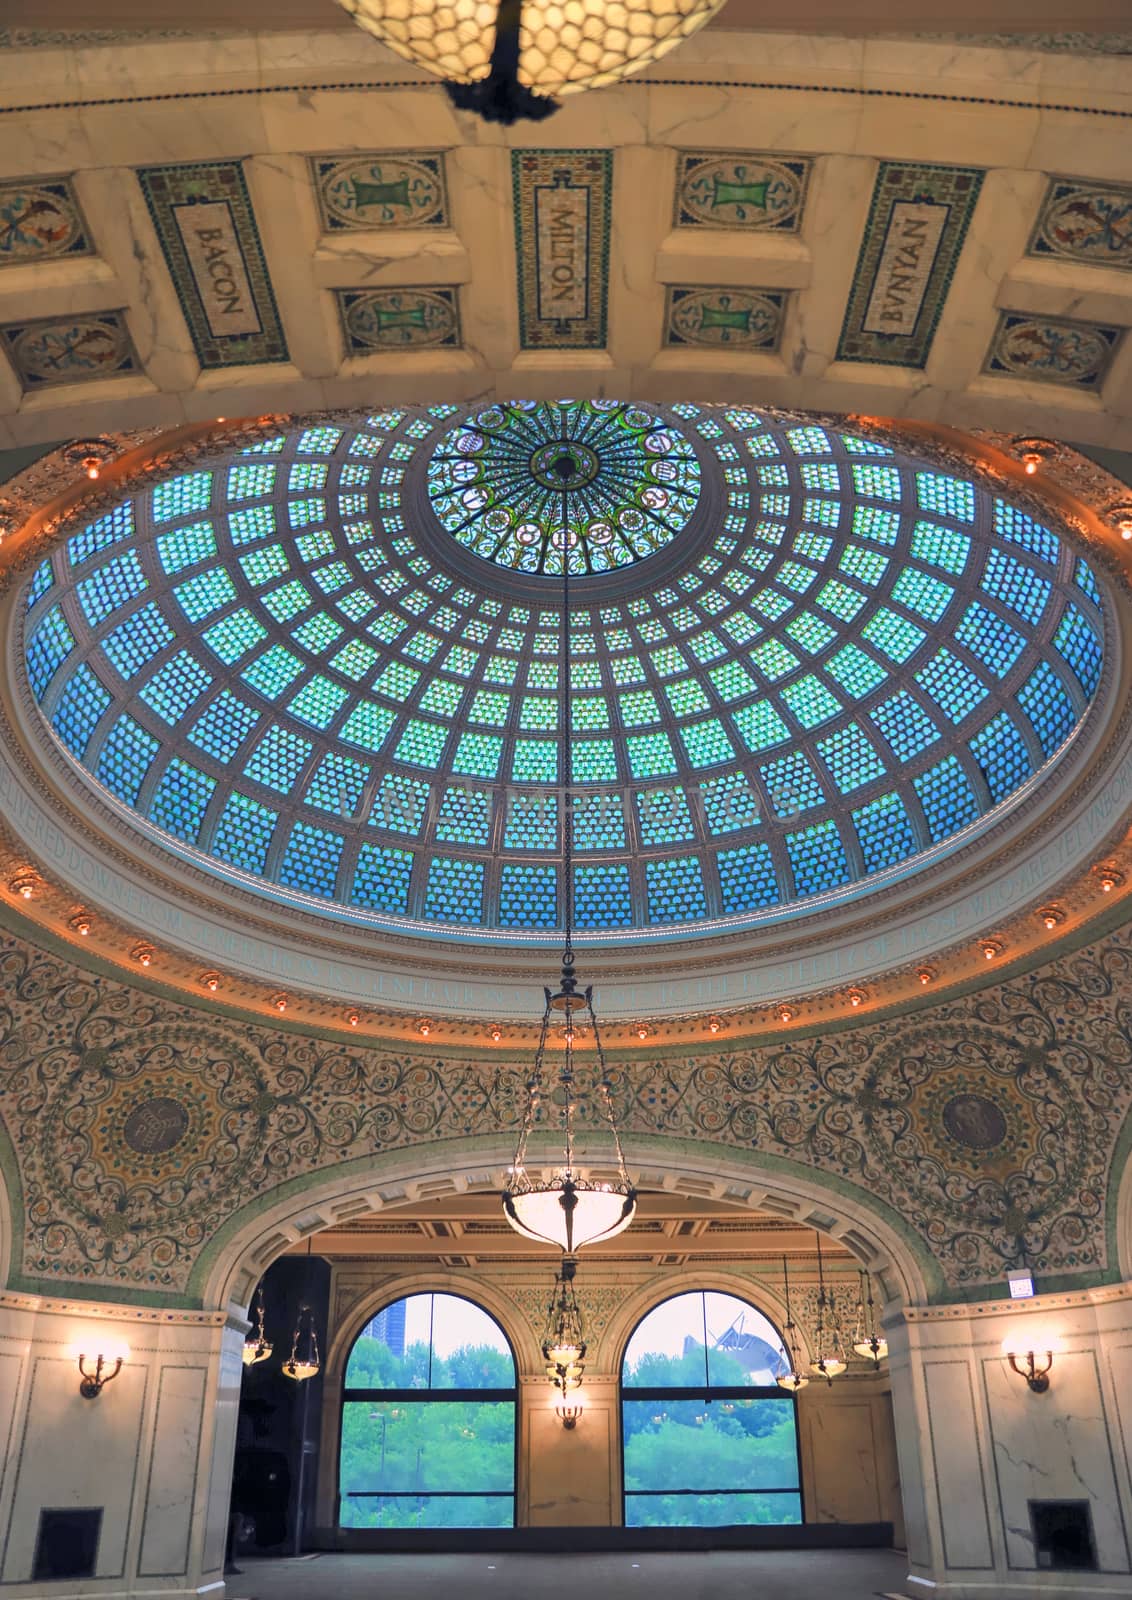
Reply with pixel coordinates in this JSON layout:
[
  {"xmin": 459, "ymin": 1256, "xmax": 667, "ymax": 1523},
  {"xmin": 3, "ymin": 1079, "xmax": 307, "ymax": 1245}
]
[
  {"xmin": 333, "ymin": 0, "xmax": 728, "ymax": 126},
  {"xmin": 852, "ymin": 1269, "xmax": 889, "ymax": 1367},
  {"xmin": 281, "ymin": 1240, "xmax": 321, "ymax": 1383},
  {"xmin": 242, "ymin": 1281, "xmax": 273, "ymax": 1367},
  {"xmin": 808, "ymin": 1232, "xmax": 847, "ymax": 1384},
  {"xmin": 502, "ymin": 452, "xmax": 636, "ymax": 1255},
  {"xmin": 542, "ymin": 1256, "xmax": 587, "ymax": 1395},
  {"xmin": 774, "ymin": 1254, "xmax": 810, "ymax": 1393}
]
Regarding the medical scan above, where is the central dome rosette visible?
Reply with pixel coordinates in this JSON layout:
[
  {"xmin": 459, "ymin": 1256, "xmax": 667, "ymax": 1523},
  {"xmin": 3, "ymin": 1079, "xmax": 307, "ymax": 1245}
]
[
  {"xmin": 426, "ymin": 400, "xmax": 701, "ymax": 576},
  {"xmin": 17, "ymin": 401, "xmax": 1109, "ymax": 947}
]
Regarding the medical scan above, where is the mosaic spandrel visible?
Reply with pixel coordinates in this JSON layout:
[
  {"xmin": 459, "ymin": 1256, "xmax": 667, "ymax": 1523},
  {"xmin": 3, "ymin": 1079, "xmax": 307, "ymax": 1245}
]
[
  {"xmin": 985, "ymin": 312, "xmax": 1120, "ymax": 389},
  {"xmin": 674, "ymin": 154, "xmax": 810, "ymax": 231},
  {"xmin": 0, "ymin": 310, "xmax": 137, "ymax": 390},
  {"xmin": 664, "ymin": 287, "xmax": 785, "ymax": 349},
  {"xmin": 1028, "ymin": 179, "xmax": 1132, "ymax": 271},
  {"xmin": 0, "ymin": 175, "xmax": 92, "ymax": 266},
  {"xmin": 312, "ymin": 152, "xmax": 448, "ymax": 232},
  {"xmin": 338, "ymin": 288, "xmax": 461, "ymax": 351}
]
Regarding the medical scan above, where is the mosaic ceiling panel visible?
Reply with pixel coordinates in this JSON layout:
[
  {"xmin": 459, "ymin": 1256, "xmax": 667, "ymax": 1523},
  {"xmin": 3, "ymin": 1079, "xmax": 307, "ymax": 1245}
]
[
  {"xmin": 19, "ymin": 403, "xmax": 1106, "ymax": 941},
  {"xmin": 1, "ymin": 918, "xmax": 1129, "ymax": 1304}
]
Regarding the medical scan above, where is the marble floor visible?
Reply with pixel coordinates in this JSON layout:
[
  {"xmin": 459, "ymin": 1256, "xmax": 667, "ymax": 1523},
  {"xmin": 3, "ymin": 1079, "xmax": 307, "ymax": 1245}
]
[{"xmin": 231, "ymin": 1549, "xmax": 912, "ymax": 1599}]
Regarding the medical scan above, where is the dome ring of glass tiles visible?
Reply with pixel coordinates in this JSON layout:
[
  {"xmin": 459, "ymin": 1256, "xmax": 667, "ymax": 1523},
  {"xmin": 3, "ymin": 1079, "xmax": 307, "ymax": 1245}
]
[{"xmin": 18, "ymin": 402, "xmax": 1110, "ymax": 944}]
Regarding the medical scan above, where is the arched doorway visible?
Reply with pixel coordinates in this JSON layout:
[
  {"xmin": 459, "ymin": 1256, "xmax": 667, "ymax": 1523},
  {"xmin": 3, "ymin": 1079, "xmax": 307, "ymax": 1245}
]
[{"xmin": 620, "ymin": 1290, "xmax": 802, "ymax": 1528}]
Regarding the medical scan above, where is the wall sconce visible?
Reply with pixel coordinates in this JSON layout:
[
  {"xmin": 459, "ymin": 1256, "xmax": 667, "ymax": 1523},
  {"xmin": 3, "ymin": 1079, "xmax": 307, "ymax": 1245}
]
[
  {"xmin": 71, "ymin": 1342, "xmax": 128, "ymax": 1399},
  {"xmin": 1001, "ymin": 1332, "xmax": 1062, "ymax": 1394},
  {"xmin": 1095, "ymin": 865, "xmax": 1124, "ymax": 894},
  {"xmin": 1105, "ymin": 501, "xmax": 1132, "ymax": 541},
  {"xmin": 1011, "ymin": 436, "xmax": 1055, "ymax": 476},
  {"xmin": 981, "ymin": 939, "xmax": 1002, "ymax": 961},
  {"xmin": 63, "ymin": 439, "xmax": 115, "ymax": 481},
  {"xmin": 130, "ymin": 942, "xmax": 154, "ymax": 967},
  {"xmin": 556, "ymin": 1402, "xmax": 582, "ymax": 1430},
  {"xmin": 1038, "ymin": 906, "xmax": 1065, "ymax": 931},
  {"xmin": 8, "ymin": 870, "xmax": 39, "ymax": 901},
  {"xmin": 68, "ymin": 911, "xmax": 92, "ymax": 936},
  {"xmin": 777, "ymin": 1004, "xmax": 795, "ymax": 1024},
  {"xmin": 917, "ymin": 967, "xmax": 935, "ymax": 986}
]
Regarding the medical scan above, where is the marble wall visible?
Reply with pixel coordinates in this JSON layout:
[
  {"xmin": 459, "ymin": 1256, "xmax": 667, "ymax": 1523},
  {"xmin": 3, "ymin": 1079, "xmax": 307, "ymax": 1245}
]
[{"xmin": 0, "ymin": 1293, "xmax": 243, "ymax": 1598}]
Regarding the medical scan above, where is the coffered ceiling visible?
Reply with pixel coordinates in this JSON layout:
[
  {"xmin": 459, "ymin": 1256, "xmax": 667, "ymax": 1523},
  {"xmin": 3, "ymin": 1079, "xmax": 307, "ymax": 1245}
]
[{"xmin": 0, "ymin": 22, "xmax": 1130, "ymax": 452}]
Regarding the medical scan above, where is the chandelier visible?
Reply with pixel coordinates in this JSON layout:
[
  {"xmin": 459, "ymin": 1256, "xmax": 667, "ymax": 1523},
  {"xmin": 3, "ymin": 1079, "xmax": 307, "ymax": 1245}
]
[
  {"xmin": 774, "ymin": 1254, "xmax": 809, "ymax": 1393},
  {"xmin": 333, "ymin": 0, "xmax": 728, "ymax": 124},
  {"xmin": 501, "ymin": 449, "xmax": 636, "ymax": 1255},
  {"xmin": 808, "ymin": 1232, "xmax": 847, "ymax": 1384},
  {"xmin": 542, "ymin": 1257, "xmax": 588, "ymax": 1393},
  {"xmin": 241, "ymin": 1282, "xmax": 273, "ymax": 1367},
  {"xmin": 851, "ymin": 1270, "xmax": 889, "ymax": 1367}
]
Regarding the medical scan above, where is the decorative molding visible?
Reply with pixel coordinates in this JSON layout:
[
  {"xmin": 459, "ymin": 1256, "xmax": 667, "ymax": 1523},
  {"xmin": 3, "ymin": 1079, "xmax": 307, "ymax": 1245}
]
[
  {"xmin": 673, "ymin": 153, "xmax": 810, "ymax": 231},
  {"xmin": 837, "ymin": 162, "xmax": 984, "ymax": 369},
  {"xmin": 984, "ymin": 312, "xmax": 1123, "ymax": 390},
  {"xmin": 512, "ymin": 150, "xmax": 611, "ymax": 351},
  {"xmin": 136, "ymin": 160, "xmax": 288, "ymax": 370}
]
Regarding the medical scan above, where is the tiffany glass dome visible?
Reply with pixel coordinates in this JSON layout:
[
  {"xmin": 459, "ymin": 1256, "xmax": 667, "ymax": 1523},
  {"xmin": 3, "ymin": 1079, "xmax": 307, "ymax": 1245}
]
[{"xmin": 19, "ymin": 401, "xmax": 1108, "ymax": 944}]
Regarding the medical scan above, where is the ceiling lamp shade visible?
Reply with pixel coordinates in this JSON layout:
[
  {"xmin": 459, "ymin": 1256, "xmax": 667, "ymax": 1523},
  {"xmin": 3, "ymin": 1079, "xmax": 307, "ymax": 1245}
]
[
  {"xmin": 774, "ymin": 1255, "xmax": 810, "ymax": 1393},
  {"xmin": 242, "ymin": 1283, "xmax": 273, "ymax": 1368},
  {"xmin": 542, "ymin": 1257, "xmax": 588, "ymax": 1392},
  {"xmin": 505, "ymin": 1169, "xmax": 637, "ymax": 1255},
  {"xmin": 851, "ymin": 1270, "xmax": 889, "ymax": 1367},
  {"xmin": 334, "ymin": 0, "xmax": 728, "ymax": 123}
]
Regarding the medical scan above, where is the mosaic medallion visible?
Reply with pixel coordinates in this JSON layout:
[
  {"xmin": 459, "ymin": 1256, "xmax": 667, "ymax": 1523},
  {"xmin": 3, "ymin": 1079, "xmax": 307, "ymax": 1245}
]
[
  {"xmin": 985, "ymin": 312, "xmax": 1121, "ymax": 389},
  {"xmin": 338, "ymin": 287, "xmax": 460, "ymax": 351},
  {"xmin": 123, "ymin": 1095, "xmax": 191, "ymax": 1155},
  {"xmin": 665, "ymin": 287, "xmax": 785, "ymax": 349},
  {"xmin": 0, "ymin": 176, "xmax": 92, "ymax": 266},
  {"xmin": 0, "ymin": 310, "xmax": 137, "ymax": 390},
  {"xmin": 426, "ymin": 400, "xmax": 701, "ymax": 576},
  {"xmin": 312, "ymin": 152, "xmax": 448, "ymax": 231},
  {"xmin": 1028, "ymin": 180, "xmax": 1132, "ymax": 270},
  {"xmin": 674, "ymin": 153, "xmax": 810, "ymax": 231},
  {"xmin": 941, "ymin": 1092, "xmax": 1008, "ymax": 1150}
]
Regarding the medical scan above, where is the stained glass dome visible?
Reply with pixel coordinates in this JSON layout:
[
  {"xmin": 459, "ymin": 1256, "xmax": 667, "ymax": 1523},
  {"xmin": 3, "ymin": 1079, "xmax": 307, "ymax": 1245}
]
[{"xmin": 19, "ymin": 403, "xmax": 1107, "ymax": 943}]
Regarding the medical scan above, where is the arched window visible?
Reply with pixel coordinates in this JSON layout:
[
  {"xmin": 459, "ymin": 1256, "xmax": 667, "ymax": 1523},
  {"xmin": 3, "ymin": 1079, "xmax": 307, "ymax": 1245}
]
[
  {"xmin": 620, "ymin": 1290, "xmax": 802, "ymax": 1527},
  {"xmin": 339, "ymin": 1293, "xmax": 517, "ymax": 1529}
]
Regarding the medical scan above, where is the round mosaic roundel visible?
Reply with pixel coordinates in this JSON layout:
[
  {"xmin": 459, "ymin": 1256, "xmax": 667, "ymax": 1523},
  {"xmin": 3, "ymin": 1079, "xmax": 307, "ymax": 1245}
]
[
  {"xmin": 20, "ymin": 402, "xmax": 1107, "ymax": 942},
  {"xmin": 426, "ymin": 400, "xmax": 701, "ymax": 576}
]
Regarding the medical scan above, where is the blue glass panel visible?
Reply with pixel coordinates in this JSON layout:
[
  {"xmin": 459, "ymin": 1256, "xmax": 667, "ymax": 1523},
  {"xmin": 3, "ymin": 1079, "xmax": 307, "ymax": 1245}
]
[
  {"xmin": 341, "ymin": 700, "xmax": 396, "ymax": 754},
  {"xmin": 394, "ymin": 718, "xmax": 449, "ymax": 768},
  {"xmin": 240, "ymin": 643, "xmax": 305, "ymax": 700},
  {"xmin": 968, "ymin": 712, "xmax": 1032, "ymax": 803},
  {"xmin": 213, "ymin": 791, "xmax": 278, "ymax": 874},
  {"xmin": 915, "ymin": 649, "xmax": 988, "ymax": 724},
  {"xmin": 680, "ymin": 718, "xmax": 737, "ymax": 768},
  {"xmin": 202, "ymin": 609, "xmax": 268, "ymax": 665},
  {"xmin": 1053, "ymin": 604, "xmax": 1102, "ymax": 698},
  {"xmin": 454, "ymin": 733, "xmax": 503, "ymax": 779},
  {"xmin": 786, "ymin": 820, "xmax": 850, "ymax": 897},
  {"xmin": 853, "ymin": 792, "xmax": 916, "ymax": 874},
  {"xmin": 910, "ymin": 520, "xmax": 970, "ymax": 576},
  {"xmin": 870, "ymin": 692, "xmax": 940, "ymax": 761},
  {"xmin": 816, "ymin": 722, "xmax": 885, "ymax": 793},
  {"xmin": 646, "ymin": 855, "xmax": 707, "ymax": 923},
  {"xmin": 499, "ymin": 862, "xmax": 558, "ymax": 928},
  {"xmin": 731, "ymin": 701, "xmax": 789, "ymax": 752},
  {"xmin": 77, "ymin": 551, "xmax": 147, "ymax": 625},
  {"xmin": 717, "ymin": 841, "xmax": 779, "ymax": 911},
  {"xmin": 307, "ymin": 751, "xmax": 370, "ymax": 816},
  {"xmin": 96, "ymin": 713, "xmax": 158, "ymax": 804},
  {"xmin": 68, "ymin": 503, "xmax": 135, "ymax": 566},
  {"xmin": 26, "ymin": 605, "xmax": 75, "ymax": 697},
  {"xmin": 138, "ymin": 650, "xmax": 212, "ymax": 724},
  {"xmin": 1074, "ymin": 558, "xmax": 1102, "ymax": 608},
  {"xmin": 698, "ymin": 770, "xmax": 761, "ymax": 834},
  {"xmin": 503, "ymin": 791, "xmax": 558, "ymax": 850},
  {"xmin": 916, "ymin": 472, "xmax": 974, "ymax": 523},
  {"xmin": 152, "ymin": 471, "xmax": 213, "ymax": 523},
  {"xmin": 289, "ymin": 675, "xmax": 349, "ymax": 730},
  {"xmin": 636, "ymin": 787, "xmax": 695, "ymax": 846},
  {"xmin": 980, "ymin": 548, "xmax": 1051, "ymax": 625},
  {"xmin": 51, "ymin": 661, "xmax": 111, "ymax": 756},
  {"xmin": 368, "ymin": 772, "xmax": 430, "ymax": 834},
  {"xmin": 424, "ymin": 857, "xmax": 484, "ymax": 923},
  {"xmin": 574, "ymin": 861, "xmax": 633, "ymax": 928},
  {"xmin": 186, "ymin": 690, "xmax": 260, "ymax": 763},
  {"xmin": 436, "ymin": 785, "xmax": 492, "ymax": 846},
  {"xmin": 1016, "ymin": 662, "xmax": 1075, "ymax": 757},
  {"xmin": 156, "ymin": 520, "xmax": 216, "ymax": 574},
  {"xmin": 149, "ymin": 757, "xmax": 215, "ymax": 843},
  {"xmin": 573, "ymin": 790, "xmax": 627, "ymax": 850},
  {"xmin": 245, "ymin": 724, "xmax": 313, "ymax": 793},
  {"xmin": 25, "ymin": 558, "xmax": 54, "ymax": 610},
  {"xmin": 953, "ymin": 602, "xmax": 1026, "ymax": 674},
  {"xmin": 101, "ymin": 603, "xmax": 176, "ymax": 680},
  {"xmin": 913, "ymin": 755, "xmax": 980, "ymax": 842},
  {"xmin": 351, "ymin": 843, "xmax": 413, "ymax": 912},
  {"xmin": 760, "ymin": 752, "xmax": 823, "ymax": 816},
  {"xmin": 993, "ymin": 501, "xmax": 1059, "ymax": 566},
  {"xmin": 278, "ymin": 820, "xmax": 344, "ymax": 897}
]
